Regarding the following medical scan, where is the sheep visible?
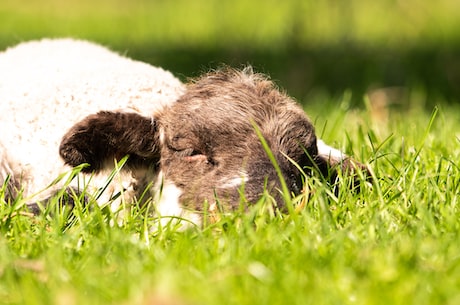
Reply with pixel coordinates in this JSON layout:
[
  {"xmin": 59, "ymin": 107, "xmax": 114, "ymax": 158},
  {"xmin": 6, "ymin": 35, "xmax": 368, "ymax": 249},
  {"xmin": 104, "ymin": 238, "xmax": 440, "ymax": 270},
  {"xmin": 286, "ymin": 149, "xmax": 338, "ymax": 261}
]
[{"xmin": 0, "ymin": 38, "xmax": 366, "ymax": 225}]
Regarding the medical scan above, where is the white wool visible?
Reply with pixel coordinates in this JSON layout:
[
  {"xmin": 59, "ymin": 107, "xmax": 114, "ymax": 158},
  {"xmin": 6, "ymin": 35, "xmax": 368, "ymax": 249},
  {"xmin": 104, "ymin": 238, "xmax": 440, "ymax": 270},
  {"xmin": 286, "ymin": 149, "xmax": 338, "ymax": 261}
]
[
  {"xmin": 317, "ymin": 139, "xmax": 346, "ymax": 160},
  {"xmin": 0, "ymin": 38, "xmax": 185, "ymax": 202},
  {"xmin": 153, "ymin": 172, "xmax": 202, "ymax": 229}
]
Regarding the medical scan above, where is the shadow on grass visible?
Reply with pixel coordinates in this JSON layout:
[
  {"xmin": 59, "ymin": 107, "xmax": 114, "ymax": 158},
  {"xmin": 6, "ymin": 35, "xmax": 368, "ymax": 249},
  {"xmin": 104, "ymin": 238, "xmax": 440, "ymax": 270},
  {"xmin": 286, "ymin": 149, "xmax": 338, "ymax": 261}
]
[{"xmin": 127, "ymin": 44, "xmax": 460, "ymax": 106}]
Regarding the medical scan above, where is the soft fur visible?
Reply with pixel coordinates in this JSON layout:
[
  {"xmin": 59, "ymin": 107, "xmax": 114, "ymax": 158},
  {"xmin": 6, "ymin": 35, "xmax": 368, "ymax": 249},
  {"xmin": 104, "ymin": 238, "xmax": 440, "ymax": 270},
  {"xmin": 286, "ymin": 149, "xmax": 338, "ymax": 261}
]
[
  {"xmin": 0, "ymin": 38, "xmax": 183, "ymax": 205},
  {"xmin": 1, "ymin": 38, "xmax": 365, "ymax": 223}
]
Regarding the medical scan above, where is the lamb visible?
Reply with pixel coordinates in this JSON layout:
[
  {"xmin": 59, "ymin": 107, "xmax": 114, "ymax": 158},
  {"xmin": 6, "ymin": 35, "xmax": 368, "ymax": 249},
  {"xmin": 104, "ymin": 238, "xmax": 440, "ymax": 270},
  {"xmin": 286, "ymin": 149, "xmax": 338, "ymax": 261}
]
[{"xmin": 0, "ymin": 38, "xmax": 366, "ymax": 224}]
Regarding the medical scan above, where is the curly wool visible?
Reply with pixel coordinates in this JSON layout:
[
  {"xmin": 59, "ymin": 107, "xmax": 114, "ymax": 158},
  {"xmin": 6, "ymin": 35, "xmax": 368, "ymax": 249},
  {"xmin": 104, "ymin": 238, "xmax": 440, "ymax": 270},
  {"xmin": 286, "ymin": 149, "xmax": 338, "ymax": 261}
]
[{"xmin": 0, "ymin": 38, "xmax": 184, "ymax": 202}]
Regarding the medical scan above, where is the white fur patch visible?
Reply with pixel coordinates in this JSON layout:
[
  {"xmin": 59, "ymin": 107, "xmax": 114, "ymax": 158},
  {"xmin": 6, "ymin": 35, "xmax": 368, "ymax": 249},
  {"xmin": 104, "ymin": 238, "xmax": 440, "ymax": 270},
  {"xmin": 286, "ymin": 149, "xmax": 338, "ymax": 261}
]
[
  {"xmin": 155, "ymin": 182, "xmax": 183, "ymax": 217},
  {"xmin": 154, "ymin": 171, "xmax": 202, "ymax": 228},
  {"xmin": 158, "ymin": 127, "xmax": 165, "ymax": 146},
  {"xmin": 317, "ymin": 139, "xmax": 346, "ymax": 161},
  {"xmin": 220, "ymin": 171, "xmax": 249, "ymax": 189}
]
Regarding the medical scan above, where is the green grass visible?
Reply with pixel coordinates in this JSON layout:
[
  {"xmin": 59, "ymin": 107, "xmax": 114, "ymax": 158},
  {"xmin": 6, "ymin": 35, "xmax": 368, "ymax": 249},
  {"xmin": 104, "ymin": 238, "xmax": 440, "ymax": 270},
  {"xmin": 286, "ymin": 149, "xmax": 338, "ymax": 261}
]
[
  {"xmin": 1, "ymin": 95, "xmax": 459, "ymax": 305},
  {"xmin": 2, "ymin": 1, "xmax": 460, "ymax": 105},
  {"xmin": 1, "ymin": 0, "xmax": 460, "ymax": 50}
]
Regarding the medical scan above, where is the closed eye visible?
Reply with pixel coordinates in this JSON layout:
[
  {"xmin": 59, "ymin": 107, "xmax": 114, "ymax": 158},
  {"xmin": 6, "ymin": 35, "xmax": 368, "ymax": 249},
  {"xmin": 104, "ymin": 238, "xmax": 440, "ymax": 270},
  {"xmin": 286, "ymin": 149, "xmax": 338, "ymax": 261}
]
[
  {"xmin": 169, "ymin": 145, "xmax": 215, "ymax": 165},
  {"xmin": 183, "ymin": 154, "xmax": 208, "ymax": 162},
  {"xmin": 183, "ymin": 149, "xmax": 216, "ymax": 165},
  {"xmin": 178, "ymin": 148, "xmax": 200, "ymax": 157},
  {"xmin": 174, "ymin": 148, "xmax": 206, "ymax": 162}
]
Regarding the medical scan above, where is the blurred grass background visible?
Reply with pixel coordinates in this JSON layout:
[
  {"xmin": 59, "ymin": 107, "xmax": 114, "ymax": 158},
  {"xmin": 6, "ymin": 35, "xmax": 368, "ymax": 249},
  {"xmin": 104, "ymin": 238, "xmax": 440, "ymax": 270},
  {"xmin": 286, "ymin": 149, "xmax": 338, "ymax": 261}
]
[{"xmin": 1, "ymin": 0, "xmax": 460, "ymax": 104}]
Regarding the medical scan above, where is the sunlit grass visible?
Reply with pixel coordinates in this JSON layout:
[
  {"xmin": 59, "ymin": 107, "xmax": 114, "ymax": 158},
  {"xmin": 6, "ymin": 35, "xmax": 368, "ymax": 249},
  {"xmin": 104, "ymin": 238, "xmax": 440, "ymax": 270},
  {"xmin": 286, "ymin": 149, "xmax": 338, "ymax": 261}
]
[
  {"xmin": 1, "ymin": 97, "xmax": 459, "ymax": 304},
  {"xmin": 1, "ymin": 0, "xmax": 459, "ymax": 49}
]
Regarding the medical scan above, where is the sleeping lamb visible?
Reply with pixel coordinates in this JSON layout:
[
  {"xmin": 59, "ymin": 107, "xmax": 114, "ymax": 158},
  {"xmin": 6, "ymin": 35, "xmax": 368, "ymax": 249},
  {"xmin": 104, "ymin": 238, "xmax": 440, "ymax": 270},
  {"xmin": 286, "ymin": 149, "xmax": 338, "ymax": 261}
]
[{"xmin": 0, "ymin": 38, "xmax": 366, "ymax": 224}]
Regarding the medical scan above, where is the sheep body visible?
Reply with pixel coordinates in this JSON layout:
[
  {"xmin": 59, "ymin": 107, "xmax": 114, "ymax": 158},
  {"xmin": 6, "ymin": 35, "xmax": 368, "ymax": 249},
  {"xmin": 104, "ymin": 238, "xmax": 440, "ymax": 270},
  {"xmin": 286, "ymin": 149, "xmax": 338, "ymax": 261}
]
[{"xmin": 0, "ymin": 38, "xmax": 184, "ymax": 203}]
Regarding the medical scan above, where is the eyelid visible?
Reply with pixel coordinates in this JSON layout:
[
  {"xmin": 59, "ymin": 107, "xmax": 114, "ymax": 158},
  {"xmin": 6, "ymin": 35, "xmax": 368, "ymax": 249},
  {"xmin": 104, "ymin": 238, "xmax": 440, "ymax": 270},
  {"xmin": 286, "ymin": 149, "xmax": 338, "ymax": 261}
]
[
  {"xmin": 182, "ymin": 148, "xmax": 200, "ymax": 157},
  {"xmin": 169, "ymin": 145, "xmax": 215, "ymax": 165},
  {"xmin": 183, "ymin": 149, "xmax": 206, "ymax": 161},
  {"xmin": 174, "ymin": 147, "xmax": 204, "ymax": 159},
  {"xmin": 183, "ymin": 154, "xmax": 208, "ymax": 162},
  {"xmin": 182, "ymin": 150, "xmax": 216, "ymax": 165}
]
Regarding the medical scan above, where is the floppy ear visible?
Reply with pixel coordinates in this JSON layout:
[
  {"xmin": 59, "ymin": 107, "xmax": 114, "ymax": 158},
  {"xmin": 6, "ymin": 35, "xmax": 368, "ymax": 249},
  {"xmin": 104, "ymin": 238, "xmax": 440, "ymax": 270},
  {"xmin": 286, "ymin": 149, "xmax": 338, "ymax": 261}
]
[
  {"xmin": 59, "ymin": 111, "xmax": 160, "ymax": 173},
  {"xmin": 314, "ymin": 139, "xmax": 370, "ymax": 186}
]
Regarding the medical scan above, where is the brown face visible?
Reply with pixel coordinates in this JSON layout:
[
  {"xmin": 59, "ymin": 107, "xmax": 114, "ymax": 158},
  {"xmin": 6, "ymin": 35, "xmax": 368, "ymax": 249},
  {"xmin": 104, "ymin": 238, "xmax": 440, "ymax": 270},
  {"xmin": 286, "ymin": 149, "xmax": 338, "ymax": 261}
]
[{"xmin": 157, "ymin": 69, "xmax": 317, "ymax": 211}]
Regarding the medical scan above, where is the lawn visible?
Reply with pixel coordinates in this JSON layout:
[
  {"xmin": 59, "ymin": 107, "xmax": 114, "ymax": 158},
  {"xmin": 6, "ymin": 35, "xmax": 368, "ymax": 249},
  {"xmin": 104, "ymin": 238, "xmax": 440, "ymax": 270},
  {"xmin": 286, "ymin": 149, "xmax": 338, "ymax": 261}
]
[{"xmin": 1, "ymin": 95, "xmax": 459, "ymax": 305}]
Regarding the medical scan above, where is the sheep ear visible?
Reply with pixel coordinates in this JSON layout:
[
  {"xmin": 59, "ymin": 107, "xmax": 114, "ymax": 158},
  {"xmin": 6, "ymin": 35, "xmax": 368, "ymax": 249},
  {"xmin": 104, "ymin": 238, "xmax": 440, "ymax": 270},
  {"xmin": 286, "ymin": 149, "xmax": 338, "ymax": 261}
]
[
  {"xmin": 315, "ymin": 139, "xmax": 370, "ymax": 186},
  {"xmin": 59, "ymin": 111, "xmax": 160, "ymax": 173}
]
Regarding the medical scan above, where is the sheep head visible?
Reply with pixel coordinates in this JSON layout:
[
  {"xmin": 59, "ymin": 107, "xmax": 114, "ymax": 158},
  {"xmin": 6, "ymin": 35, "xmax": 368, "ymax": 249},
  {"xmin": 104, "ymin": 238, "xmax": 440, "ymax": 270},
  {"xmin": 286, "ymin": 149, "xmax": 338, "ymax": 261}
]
[{"xmin": 60, "ymin": 68, "xmax": 362, "ymax": 215}]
